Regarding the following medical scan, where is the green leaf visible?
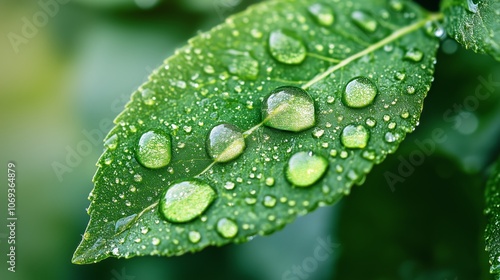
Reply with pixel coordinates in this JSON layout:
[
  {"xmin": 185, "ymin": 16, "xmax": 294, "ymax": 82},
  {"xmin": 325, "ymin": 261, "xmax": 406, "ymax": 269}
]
[
  {"xmin": 73, "ymin": 0, "xmax": 441, "ymax": 264},
  {"xmin": 486, "ymin": 157, "xmax": 500, "ymax": 278},
  {"xmin": 441, "ymin": 0, "xmax": 500, "ymax": 61}
]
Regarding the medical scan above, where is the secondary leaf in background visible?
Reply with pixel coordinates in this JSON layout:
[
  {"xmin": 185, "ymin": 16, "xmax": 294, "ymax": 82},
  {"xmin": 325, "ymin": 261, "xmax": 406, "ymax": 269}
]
[
  {"xmin": 486, "ymin": 157, "xmax": 500, "ymax": 278},
  {"xmin": 441, "ymin": 0, "xmax": 500, "ymax": 61},
  {"xmin": 73, "ymin": 0, "xmax": 441, "ymax": 264}
]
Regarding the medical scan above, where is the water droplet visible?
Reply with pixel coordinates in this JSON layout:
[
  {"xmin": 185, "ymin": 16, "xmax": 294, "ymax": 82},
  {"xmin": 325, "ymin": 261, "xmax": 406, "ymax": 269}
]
[
  {"xmin": 188, "ymin": 231, "xmax": 201, "ymax": 243},
  {"xmin": 140, "ymin": 226, "xmax": 149, "ymax": 234},
  {"xmin": 263, "ymin": 195, "xmax": 277, "ymax": 208},
  {"xmin": 262, "ymin": 86, "xmax": 315, "ymax": 132},
  {"xmin": 136, "ymin": 130, "xmax": 172, "ymax": 169},
  {"xmin": 389, "ymin": 0, "xmax": 404, "ymax": 11},
  {"xmin": 467, "ymin": 0, "xmax": 478, "ymax": 13},
  {"xmin": 404, "ymin": 48, "xmax": 423, "ymax": 62},
  {"xmin": 115, "ymin": 214, "xmax": 137, "ymax": 233},
  {"xmin": 224, "ymin": 181, "xmax": 235, "ymax": 190},
  {"xmin": 384, "ymin": 132, "xmax": 396, "ymax": 143},
  {"xmin": 343, "ymin": 76, "xmax": 378, "ymax": 108},
  {"xmin": 204, "ymin": 65, "xmax": 215, "ymax": 74},
  {"xmin": 241, "ymin": 196, "xmax": 255, "ymax": 206},
  {"xmin": 104, "ymin": 134, "xmax": 118, "ymax": 150},
  {"xmin": 341, "ymin": 125, "xmax": 369, "ymax": 149},
  {"xmin": 269, "ymin": 29, "xmax": 307, "ymax": 64},
  {"xmin": 425, "ymin": 21, "xmax": 445, "ymax": 38},
  {"xmin": 308, "ymin": 3, "xmax": 334, "ymax": 27},
  {"xmin": 141, "ymin": 88, "xmax": 156, "ymax": 106},
  {"xmin": 366, "ymin": 117, "xmax": 377, "ymax": 127},
  {"xmin": 351, "ymin": 11, "xmax": 378, "ymax": 33},
  {"xmin": 407, "ymin": 86, "xmax": 415, "ymax": 94},
  {"xmin": 394, "ymin": 71, "xmax": 405, "ymax": 81},
  {"xmin": 216, "ymin": 218, "xmax": 238, "ymax": 238},
  {"xmin": 206, "ymin": 124, "xmax": 246, "ymax": 163},
  {"xmin": 159, "ymin": 180, "xmax": 216, "ymax": 223},
  {"xmin": 265, "ymin": 177, "xmax": 275, "ymax": 186},
  {"xmin": 152, "ymin": 237, "xmax": 160, "ymax": 246},
  {"xmin": 134, "ymin": 174, "xmax": 143, "ymax": 182},
  {"xmin": 222, "ymin": 50, "xmax": 259, "ymax": 80},
  {"xmin": 286, "ymin": 151, "xmax": 329, "ymax": 187}
]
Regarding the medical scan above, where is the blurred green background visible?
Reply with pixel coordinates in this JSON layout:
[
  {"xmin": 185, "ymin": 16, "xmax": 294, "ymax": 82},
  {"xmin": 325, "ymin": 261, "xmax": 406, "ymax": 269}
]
[{"xmin": 0, "ymin": 0, "xmax": 499, "ymax": 279}]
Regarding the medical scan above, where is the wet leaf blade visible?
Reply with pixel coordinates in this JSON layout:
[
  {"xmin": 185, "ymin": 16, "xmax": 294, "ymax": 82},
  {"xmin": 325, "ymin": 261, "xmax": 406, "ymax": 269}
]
[
  {"xmin": 486, "ymin": 158, "xmax": 500, "ymax": 278},
  {"xmin": 73, "ymin": 0, "xmax": 440, "ymax": 264},
  {"xmin": 441, "ymin": 0, "xmax": 500, "ymax": 61}
]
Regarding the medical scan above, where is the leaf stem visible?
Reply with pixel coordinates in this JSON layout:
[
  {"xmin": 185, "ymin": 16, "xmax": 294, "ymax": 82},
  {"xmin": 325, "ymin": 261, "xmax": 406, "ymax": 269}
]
[{"xmin": 301, "ymin": 12, "xmax": 444, "ymax": 90}]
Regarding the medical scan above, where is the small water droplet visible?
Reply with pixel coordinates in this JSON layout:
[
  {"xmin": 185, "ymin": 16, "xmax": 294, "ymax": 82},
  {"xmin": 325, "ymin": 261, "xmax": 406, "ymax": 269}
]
[
  {"xmin": 425, "ymin": 21, "xmax": 445, "ymax": 38},
  {"xmin": 104, "ymin": 134, "xmax": 118, "ymax": 150},
  {"xmin": 404, "ymin": 48, "xmax": 423, "ymax": 62},
  {"xmin": 401, "ymin": 111, "xmax": 410, "ymax": 119},
  {"xmin": 141, "ymin": 88, "xmax": 156, "ymax": 106},
  {"xmin": 152, "ymin": 237, "xmax": 160, "ymax": 246},
  {"xmin": 384, "ymin": 132, "xmax": 396, "ymax": 143},
  {"xmin": 467, "ymin": 0, "xmax": 478, "ymax": 13},
  {"xmin": 343, "ymin": 76, "xmax": 378, "ymax": 108},
  {"xmin": 341, "ymin": 125, "xmax": 369, "ymax": 149},
  {"xmin": 207, "ymin": 124, "xmax": 246, "ymax": 163},
  {"xmin": 188, "ymin": 231, "xmax": 201, "ymax": 243},
  {"xmin": 351, "ymin": 11, "xmax": 378, "ymax": 33},
  {"xmin": 286, "ymin": 151, "xmax": 329, "ymax": 187},
  {"xmin": 136, "ymin": 130, "xmax": 172, "ymax": 169},
  {"xmin": 115, "ymin": 214, "xmax": 137, "ymax": 233},
  {"xmin": 269, "ymin": 29, "xmax": 307, "ymax": 64},
  {"xmin": 134, "ymin": 174, "xmax": 143, "ymax": 182},
  {"xmin": 407, "ymin": 86, "xmax": 416, "ymax": 94},
  {"xmin": 312, "ymin": 128, "xmax": 325, "ymax": 138},
  {"xmin": 140, "ymin": 226, "xmax": 149, "ymax": 234},
  {"xmin": 216, "ymin": 218, "xmax": 238, "ymax": 238},
  {"xmin": 262, "ymin": 86, "xmax": 315, "ymax": 132},
  {"xmin": 308, "ymin": 3, "xmax": 334, "ymax": 27},
  {"xmin": 224, "ymin": 181, "xmax": 235, "ymax": 190},
  {"xmin": 389, "ymin": 0, "xmax": 404, "ymax": 11},
  {"xmin": 222, "ymin": 50, "xmax": 260, "ymax": 80},
  {"xmin": 263, "ymin": 195, "xmax": 277, "ymax": 208},
  {"xmin": 159, "ymin": 180, "xmax": 216, "ymax": 223},
  {"xmin": 365, "ymin": 117, "xmax": 377, "ymax": 127},
  {"xmin": 204, "ymin": 65, "xmax": 215, "ymax": 74},
  {"xmin": 394, "ymin": 71, "xmax": 405, "ymax": 81},
  {"xmin": 265, "ymin": 177, "xmax": 275, "ymax": 186},
  {"xmin": 245, "ymin": 197, "xmax": 257, "ymax": 205}
]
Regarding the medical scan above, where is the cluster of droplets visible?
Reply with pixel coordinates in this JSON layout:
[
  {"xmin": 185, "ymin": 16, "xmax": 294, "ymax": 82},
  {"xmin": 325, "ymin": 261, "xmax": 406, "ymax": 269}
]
[{"xmin": 118, "ymin": 0, "xmax": 429, "ymax": 248}]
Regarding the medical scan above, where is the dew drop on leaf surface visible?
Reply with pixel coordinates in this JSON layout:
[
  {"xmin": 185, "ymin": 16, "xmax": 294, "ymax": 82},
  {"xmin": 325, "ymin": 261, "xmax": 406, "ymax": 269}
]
[
  {"xmin": 268, "ymin": 29, "xmax": 307, "ymax": 65},
  {"xmin": 159, "ymin": 180, "xmax": 216, "ymax": 223},
  {"xmin": 341, "ymin": 124, "xmax": 370, "ymax": 149},
  {"xmin": 135, "ymin": 130, "xmax": 172, "ymax": 169},
  {"xmin": 206, "ymin": 124, "xmax": 246, "ymax": 163},
  {"xmin": 342, "ymin": 76, "xmax": 378, "ymax": 108},
  {"xmin": 308, "ymin": 3, "xmax": 334, "ymax": 27},
  {"xmin": 216, "ymin": 218, "xmax": 238, "ymax": 239},
  {"xmin": 262, "ymin": 86, "xmax": 315, "ymax": 132},
  {"xmin": 351, "ymin": 10, "xmax": 378, "ymax": 33},
  {"xmin": 285, "ymin": 151, "xmax": 329, "ymax": 187}
]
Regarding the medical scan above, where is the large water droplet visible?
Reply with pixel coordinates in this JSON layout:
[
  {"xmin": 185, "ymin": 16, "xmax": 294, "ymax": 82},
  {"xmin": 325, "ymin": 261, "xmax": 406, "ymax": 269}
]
[
  {"xmin": 269, "ymin": 29, "xmax": 307, "ymax": 65},
  {"xmin": 206, "ymin": 124, "xmax": 246, "ymax": 163},
  {"xmin": 308, "ymin": 3, "xmax": 334, "ymax": 26},
  {"xmin": 222, "ymin": 50, "xmax": 259, "ymax": 80},
  {"xmin": 262, "ymin": 86, "xmax": 315, "ymax": 132},
  {"xmin": 404, "ymin": 48, "xmax": 423, "ymax": 62},
  {"xmin": 343, "ymin": 76, "xmax": 378, "ymax": 108},
  {"xmin": 341, "ymin": 125, "xmax": 370, "ymax": 149},
  {"xmin": 159, "ymin": 180, "xmax": 216, "ymax": 223},
  {"xmin": 216, "ymin": 218, "xmax": 238, "ymax": 238},
  {"xmin": 136, "ymin": 130, "xmax": 172, "ymax": 169},
  {"xmin": 351, "ymin": 11, "xmax": 378, "ymax": 33},
  {"xmin": 286, "ymin": 151, "xmax": 329, "ymax": 187}
]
